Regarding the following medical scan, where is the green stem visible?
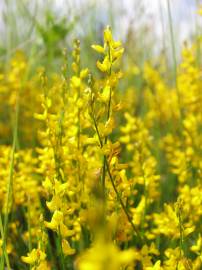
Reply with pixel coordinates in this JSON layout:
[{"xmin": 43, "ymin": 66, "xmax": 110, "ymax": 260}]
[
  {"xmin": 58, "ymin": 228, "xmax": 65, "ymax": 270},
  {"xmin": 27, "ymin": 198, "xmax": 32, "ymax": 252},
  {"xmin": 101, "ymin": 43, "xmax": 112, "ymax": 197},
  {"xmin": 178, "ymin": 212, "xmax": 184, "ymax": 258},
  {"xmin": 0, "ymin": 213, "xmax": 11, "ymax": 270},
  {"xmin": 105, "ymin": 161, "xmax": 142, "ymax": 241},
  {"xmin": 101, "ymin": 86, "xmax": 112, "ymax": 197},
  {"xmin": 141, "ymin": 176, "xmax": 148, "ymax": 235},
  {"xmin": 92, "ymin": 113, "xmax": 142, "ymax": 241},
  {"xmin": 166, "ymin": 0, "xmax": 184, "ymax": 126},
  {"xmin": 158, "ymin": 0, "xmax": 168, "ymax": 68},
  {"xmin": 1, "ymin": 88, "xmax": 19, "ymax": 270},
  {"xmin": 166, "ymin": 0, "xmax": 177, "ymax": 83},
  {"xmin": 195, "ymin": 0, "xmax": 201, "ymax": 67}
]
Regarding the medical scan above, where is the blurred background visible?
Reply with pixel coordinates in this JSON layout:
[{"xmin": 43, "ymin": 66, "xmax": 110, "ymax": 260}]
[{"xmin": 0, "ymin": 0, "xmax": 201, "ymax": 71}]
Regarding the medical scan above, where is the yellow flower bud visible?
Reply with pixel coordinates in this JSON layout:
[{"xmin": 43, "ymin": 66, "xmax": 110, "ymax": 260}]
[{"xmin": 104, "ymin": 26, "xmax": 112, "ymax": 43}]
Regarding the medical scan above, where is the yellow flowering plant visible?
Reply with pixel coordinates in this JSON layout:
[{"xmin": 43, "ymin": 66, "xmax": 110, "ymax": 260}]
[{"xmin": 0, "ymin": 14, "xmax": 202, "ymax": 270}]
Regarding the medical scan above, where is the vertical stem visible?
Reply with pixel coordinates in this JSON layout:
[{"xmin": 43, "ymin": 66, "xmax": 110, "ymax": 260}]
[
  {"xmin": 0, "ymin": 213, "xmax": 11, "ymax": 270},
  {"xmin": 5, "ymin": 0, "xmax": 12, "ymax": 69},
  {"xmin": 178, "ymin": 212, "xmax": 184, "ymax": 257},
  {"xmin": 158, "ymin": 0, "xmax": 168, "ymax": 66},
  {"xmin": 27, "ymin": 197, "xmax": 32, "ymax": 252},
  {"xmin": 195, "ymin": 0, "xmax": 201, "ymax": 67},
  {"xmin": 101, "ymin": 86, "xmax": 112, "ymax": 197},
  {"xmin": 167, "ymin": 0, "xmax": 184, "ymax": 125},
  {"xmin": 58, "ymin": 228, "xmax": 65, "ymax": 270},
  {"xmin": 91, "ymin": 112, "xmax": 142, "ymax": 241},
  {"xmin": 1, "ymin": 88, "xmax": 19, "ymax": 270},
  {"xmin": 167, "ymin": 0, "xmax": 177, "ymax": 84},
  {"xmin": 101, "ymin": 44, "xmax": 112, "ymax": 198}
]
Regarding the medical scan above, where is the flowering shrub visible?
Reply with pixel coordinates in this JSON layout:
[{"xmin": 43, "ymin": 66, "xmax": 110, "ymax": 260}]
[{"xmin": 0, "ymin": 25, "xmax": 202, "ymax": 270}]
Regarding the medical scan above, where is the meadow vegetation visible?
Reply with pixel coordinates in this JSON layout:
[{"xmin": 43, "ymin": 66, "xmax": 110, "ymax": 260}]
[{"xmin": 0, "ymin": 1, "xmax": 202, "ymax": 269}]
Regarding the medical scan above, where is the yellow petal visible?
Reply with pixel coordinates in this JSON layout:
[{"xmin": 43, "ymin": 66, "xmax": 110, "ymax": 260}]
[
  {"xmin": 62, "ymin": 240, "xmax": 76, "ymax": 256},
  {"xmin": 21, "ymin": 249, "xmax": 38, "ymax": 264},
  {"xmin": 91, "ymin": 45, "xmax": 105, "ymax": 54}
]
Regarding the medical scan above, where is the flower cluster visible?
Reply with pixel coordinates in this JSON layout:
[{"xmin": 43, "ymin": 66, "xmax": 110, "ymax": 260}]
[{"xmin": 0, "ymin": 24, "xmax": 202, "ymax": 270}]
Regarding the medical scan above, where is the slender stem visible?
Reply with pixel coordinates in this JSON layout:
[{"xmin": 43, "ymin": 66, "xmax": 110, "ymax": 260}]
[
  {"xmin": 105, "ymin": 161, "xmax": 142, "ymax": 240},
  {"xmin": 5, "ymin": 0, "xmax": 12, "ymax": 69},
  {"xmin": 0, "ymin": 213, "xmax": 11, "ymax": 270},
  {"xmin": 101, "ymin": 156, "xmax": 107, "ymax": 197},
  {"xmin": 92, "ymin": 114, "xmax": 103, "ymax": 147},
  {"xmin": 195, "ymin": 0, "xmax": 201, "ymax": 67},
  {"xmin": 92, "ymin": 112, "xmax": 142, "ymax": 241},
  {"xmin": 158, "ymin": 0, "xmax": 168, "ymax": 69},
  {"xmin": 101, "ymin": 45, "xmax": 112, "ymax": 197},
  {"xmin": 178, "ymin": 211, "xmax": 184, "ymax": 258},
  {"xmin": 27, "ymin": 197, "xmax": 32, "ymax": 252},
  {"xmin": 140, "ymin": 165, "xmax": 148, "ymax": 235},
  {"xmin": 58, "ymin": 228, "xmax": 65, "ymax": 270},
  {"xmin": 1, "ymin": 87, "xmax": 19, "ymax": 270},
  {"xmin": 101, "ymin": 87, "xmax": 112, "ymax": 196},
  {"xmin": 166, "ymin": 0, "xmax": 177, "ymax": 83},
  {"xmin": 166, "ymin": 0, "xmax": 184, "ymax": 125}
]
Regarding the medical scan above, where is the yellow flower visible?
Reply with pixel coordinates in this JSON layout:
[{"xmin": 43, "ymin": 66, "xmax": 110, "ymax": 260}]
[
  {"xmin": 44, "ymin": 210, "xmax": 63, "ymax": 230},
  {"xmin": 76, "ymin": 237, "xmax": 136, "ymax": 270},
  {"xmin": 62, "ymin": 239, "xmax": 76, "ymax": 256},
  {"xmin": 21, "ymin": 248, "xmax": 46, "ymax": 265},
  {"xmin": 191, "ymin": 235, "xmax": 202, "ymax": 253},
  {"xmin": 96, "ymin": 58, "xmax": 111, "ymax": 73},
  {"xmin": 91, "ymin": 45, "xmax": 105, "ymax": 54},
  {"xmin": 92, "ymin": 26, "xmax": 124, "ymax": 73}
]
